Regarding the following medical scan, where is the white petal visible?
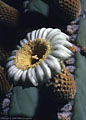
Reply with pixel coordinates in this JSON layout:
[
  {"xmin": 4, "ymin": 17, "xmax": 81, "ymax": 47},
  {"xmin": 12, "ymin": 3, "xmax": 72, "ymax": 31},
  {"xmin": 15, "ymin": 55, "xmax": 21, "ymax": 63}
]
[
  {"xmin": 31, "ymin": 30, "xmax": 36, "ymax": 40},
  {"xmin": 20, "ymin": 40, "xmax": 24, "ymax": 47},
  {"xmin": 16, "ymin": 45, "xmax": 21, "ymax": 49},
  {"xmin": 27, "ymin": 68, "xmax": 38, "ymax": 86},
  {"xmin": 11, "ymin": 50, "xmax": 18, "ymax": 56},
  {"xmin": 6, "ymin": 60, "xmax": 14, "ymax": 68},
  {"xmin": 45, "ymin": 55, "xmax": 61, "ymax": 73},
  {"xmin": 51, "ymin": 50, "xmax": 71, "ymax": 60},
  {"xmin": 47, "ymin": 54, "xmax": 60, "ymax": 61},
  {"xmin": 46, "ymin": 29, "xmax": 61, "ymax": 41},
  {"xmin": 50, "ymin": 34, "xmax": 67, "ymax": 44},
  {"xmin": 14, "ymin": 69, "xmax": 23, "ymax": 81},
  {"xmin": 52, "ymin": 44, "xmax": 73, "ymax": 55},
  {"xmin": 40, "ymin": 61, "xmax": 51, "ymax": 80},
  {"xmin": 8, "ymin": 65, "xmax": 19, "ymax": 78},
  {"xmin": 7, "ymin": 56, "xmax": 15, "ymax": 61},
  {"xmin": 27, "ymin": 68, "xmax": 32, "ymax": 83},
  {"xmin": 22, "ymin": 39, "xmax": 28, "ymax": 44},
  {"xmin": 61, "ymin": 33, "xmax": 69, "ymax": 39},
  {"xmin": 8, "ymin": 69, "xmax": 18, "ymax": 79},
  {"xmin": 27, "ymin": 32, "xmax": 31, "ymax": 40},
  {"xmin": 21, "ymin": 70, "xmax": 27, "ymax": 82},
  {"xmin": 31, "ymin": 68, "xmax": 38, "ymax": 84},
  {"xmin": 35, "ymin": 65, "xmax": 44, "ymax": 82},
  {"xmin": 8, "ymin": 65, "xmax": 17, "ymax": 73},
  {"xmin": 52, "ymin": 40, "xmax": 72, "ymax": 47},
  {"xmin": 35, "ymin": 29, "xmax": 40, "ymax": 39},
  {"xmin": 42, "ymin": 28, "xmax": 53, "ymax": 39},
  {"xmin": 37, "ymin": 28, "xmax": 46, "ymax": 38}
]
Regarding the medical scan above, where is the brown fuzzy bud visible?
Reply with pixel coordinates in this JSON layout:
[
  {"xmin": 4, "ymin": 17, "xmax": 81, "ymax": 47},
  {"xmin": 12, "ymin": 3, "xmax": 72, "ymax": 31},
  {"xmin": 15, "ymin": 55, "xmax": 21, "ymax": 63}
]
[{"xmin": 0, "ymin": 1, "xmax": 20, "ymax": 27}]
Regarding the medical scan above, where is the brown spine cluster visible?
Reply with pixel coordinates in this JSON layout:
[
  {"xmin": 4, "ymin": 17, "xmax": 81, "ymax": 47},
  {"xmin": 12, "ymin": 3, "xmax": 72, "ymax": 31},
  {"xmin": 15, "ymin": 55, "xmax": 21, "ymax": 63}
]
[
  {"xmin": 0, "ymin": 65, "xmax": 10, "ymax": 93},
  {"xmin": 0, "ymin": 1, "xmax": 19, "ymax": 27},
  {"xmin": 46, "ymin": 62, "xmax": 76, "ymax": 101}
]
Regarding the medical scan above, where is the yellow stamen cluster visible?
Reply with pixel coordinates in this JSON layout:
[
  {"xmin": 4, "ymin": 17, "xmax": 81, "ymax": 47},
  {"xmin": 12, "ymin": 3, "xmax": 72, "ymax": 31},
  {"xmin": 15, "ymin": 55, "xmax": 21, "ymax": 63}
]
[{"xmin": 14, "ymin": 39, "xmax": 51, "ymax": 70}]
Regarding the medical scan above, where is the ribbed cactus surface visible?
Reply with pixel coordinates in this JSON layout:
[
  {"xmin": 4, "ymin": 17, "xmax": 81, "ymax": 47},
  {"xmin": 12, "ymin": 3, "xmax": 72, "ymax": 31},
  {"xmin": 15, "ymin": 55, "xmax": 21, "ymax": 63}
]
[{"xmin": 0, "ymin": 0, "xmax": 19, "ymax": 26}]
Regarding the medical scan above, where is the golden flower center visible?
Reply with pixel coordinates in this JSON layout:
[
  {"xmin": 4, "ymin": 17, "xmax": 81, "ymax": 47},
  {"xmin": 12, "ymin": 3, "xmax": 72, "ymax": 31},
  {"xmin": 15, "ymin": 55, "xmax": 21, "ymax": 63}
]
[{"xmin": 14, "ymin": 39, "xmax": 51, "ymax": 70}]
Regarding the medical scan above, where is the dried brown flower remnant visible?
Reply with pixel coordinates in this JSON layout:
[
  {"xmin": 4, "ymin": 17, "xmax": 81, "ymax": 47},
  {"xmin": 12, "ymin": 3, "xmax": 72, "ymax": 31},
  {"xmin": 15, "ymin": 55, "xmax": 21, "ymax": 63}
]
[
  {"xmin": 69, "ymin": 45, "xmax": 80, "ymax": 53},
  {"xmin": 46, "ymin": 62, "xmax": 76, "ymax": 101},
  {"xmin": 58, "ymin": 111, "xmax": 72, "ymax": 120},
  {"xmin": 0, "ymin": 66, "xmax": 10, "ymax": 93},
  {"xmin": 0, "ymin": 0, "xmax": 19, "ymax": 27},
  {"xmin": 57, "ymin": 100, "xmax": 74, "ymax": 120}
]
